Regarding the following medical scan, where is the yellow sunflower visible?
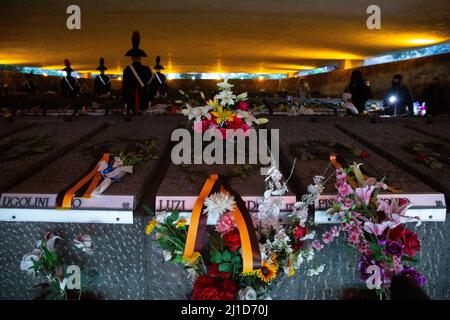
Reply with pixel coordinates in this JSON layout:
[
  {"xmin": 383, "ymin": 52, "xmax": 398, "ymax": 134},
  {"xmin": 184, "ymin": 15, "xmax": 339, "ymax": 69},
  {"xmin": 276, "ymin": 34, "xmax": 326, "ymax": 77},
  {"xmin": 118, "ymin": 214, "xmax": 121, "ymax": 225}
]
[
  {"xmin": 211, "ymin": 106, "xmax": 235, "ymax": 124},
  {"xmin": 145, "ymin": 219, "xmax": 157, "ymax": 235},
  {"xmin": 257, "ymin": 260, "xmax": 278, "ymax": 283}
]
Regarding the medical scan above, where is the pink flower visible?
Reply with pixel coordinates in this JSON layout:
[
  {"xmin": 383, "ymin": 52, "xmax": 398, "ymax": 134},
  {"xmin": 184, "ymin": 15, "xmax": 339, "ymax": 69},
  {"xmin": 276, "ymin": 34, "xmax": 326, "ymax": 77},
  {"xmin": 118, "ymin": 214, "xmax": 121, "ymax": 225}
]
[
  {"xmin": 312, "ymin": 240, "xmax": 324, "ymax": 251},
  {"xmin": 237, "ymin": 101, "xmax": 249, "ymax": 111},
  {"xmin": 215, "ymin": 212, "xmax": 236, "ymax": 236},
  {"xmin": 363, "ymin": 221, "xmax": 390, "ymax": 236},
  {"xmin": 354, "ymin": 186, "xmax": 376, "ymax": 206},
  {"xmin": 336, "ymin": 181, "xmax": 353, "ymax": 197},
  {"xmin": 322, "ymin": 227, "xmax": 339, "ymax": 244},
  {"xmin": 348, "ymin": 230, "xmax": 362, "ymax": 244}
]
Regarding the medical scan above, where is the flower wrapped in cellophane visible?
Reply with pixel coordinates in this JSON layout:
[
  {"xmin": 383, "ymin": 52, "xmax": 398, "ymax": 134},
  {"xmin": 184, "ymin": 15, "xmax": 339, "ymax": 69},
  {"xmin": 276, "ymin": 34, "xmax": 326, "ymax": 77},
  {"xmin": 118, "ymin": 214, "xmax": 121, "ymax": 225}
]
[{"xmin": 316, "ymin": 162, "xmax": 425, "ymax": 299}]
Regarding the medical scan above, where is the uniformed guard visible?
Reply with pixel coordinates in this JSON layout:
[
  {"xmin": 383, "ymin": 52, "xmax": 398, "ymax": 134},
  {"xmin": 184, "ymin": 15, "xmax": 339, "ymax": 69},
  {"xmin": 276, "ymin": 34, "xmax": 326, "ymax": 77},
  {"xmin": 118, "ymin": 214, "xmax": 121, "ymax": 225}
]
[
  {"xmin": 148, "ymin": 55, "xmax": 168, "ymax": 106},
  {"xmin": 122, "ymin": 31, "xmax": 152, "ymax": 115},
  {"xmin": 94, "ymin": 57, "xmax": 111, "ymax": 97},
  {"xmin": 60, "ymin": 59, "xmax": 80, "ymax": 115},
  {"xmin": 22, "ymin": 71, "xmax": 36, "ymax": 96}
]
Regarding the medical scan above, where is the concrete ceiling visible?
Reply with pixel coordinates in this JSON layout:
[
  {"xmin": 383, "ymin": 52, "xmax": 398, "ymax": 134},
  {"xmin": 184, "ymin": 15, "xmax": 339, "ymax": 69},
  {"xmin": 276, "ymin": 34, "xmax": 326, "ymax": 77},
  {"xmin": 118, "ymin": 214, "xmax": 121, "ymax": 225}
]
[{"xmin": 0, "ymin": 0, "xmax": 449, "ymax": 74}]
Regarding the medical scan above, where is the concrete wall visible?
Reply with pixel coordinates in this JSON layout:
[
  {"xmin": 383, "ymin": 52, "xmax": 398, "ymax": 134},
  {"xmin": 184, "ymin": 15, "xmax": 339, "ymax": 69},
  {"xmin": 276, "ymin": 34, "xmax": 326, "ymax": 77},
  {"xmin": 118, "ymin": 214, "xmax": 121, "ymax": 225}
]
[
  {"xmin": 2, "ymin": 52, "xmax": 449, "ymax": 101},
  {"xmin": 280, "ymin": 53, "xmax": 450, "ymax": 100}
]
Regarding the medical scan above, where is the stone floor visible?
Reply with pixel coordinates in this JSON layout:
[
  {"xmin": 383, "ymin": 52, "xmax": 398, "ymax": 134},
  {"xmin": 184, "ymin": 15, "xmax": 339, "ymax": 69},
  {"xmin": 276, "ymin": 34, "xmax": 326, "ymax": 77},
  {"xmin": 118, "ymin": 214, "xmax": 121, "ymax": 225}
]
[{"xmin": 0, "ymin": 115, "xmax": 449, "ymax": 300}]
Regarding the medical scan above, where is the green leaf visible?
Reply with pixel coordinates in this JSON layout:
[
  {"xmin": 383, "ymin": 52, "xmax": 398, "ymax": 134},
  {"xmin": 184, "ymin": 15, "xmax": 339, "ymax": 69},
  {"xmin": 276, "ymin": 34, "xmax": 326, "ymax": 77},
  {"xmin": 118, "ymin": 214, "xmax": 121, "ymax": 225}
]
[
  {"xmin": 222, "ymin": 250, "xmax": 232, "ymax": 262},
  {"xmin": 218, "ymin": 262, "xmax": 233, "ymax": 273},
  {"xmin": 210, "ymin": 251, "xmax": 223, "ymax": 264}
]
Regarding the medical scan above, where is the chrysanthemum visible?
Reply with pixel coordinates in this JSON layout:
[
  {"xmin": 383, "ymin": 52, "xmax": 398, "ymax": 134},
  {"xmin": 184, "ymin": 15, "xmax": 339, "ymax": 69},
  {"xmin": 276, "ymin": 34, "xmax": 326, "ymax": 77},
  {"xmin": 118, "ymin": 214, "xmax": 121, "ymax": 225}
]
[
  {"xmin": 174, "ymin": 218, "xmax": 187, "ymax": 229},
  {"xmin": 257, "ymin": 261, "xmax": 278, "ymax": 283},
  {"xmin": 204, "ymin": 192, "xmax": 236, "ymax": 221}
]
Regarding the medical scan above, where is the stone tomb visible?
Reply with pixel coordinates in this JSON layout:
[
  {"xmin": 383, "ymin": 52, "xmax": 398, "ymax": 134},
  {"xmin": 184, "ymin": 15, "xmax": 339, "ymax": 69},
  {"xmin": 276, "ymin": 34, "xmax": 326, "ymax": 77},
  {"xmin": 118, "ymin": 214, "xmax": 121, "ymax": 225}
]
[
  {"xmin": 336, "ymin": 117, "xmax": 450, "ymax": 208},
  {"xmin": 0, "ymin": 118, "xmax": 106, "ymax": 193},
  {"xmin": 155, "ymin": 130, "xmax": 296, "ymax": 224},
  {"xmin": 268, "ymin": 117, "xmax": 446, "ymax": 223},
  {"xmin": 0, "ymin": 117, "xmax": 179, "ymax": 224}
]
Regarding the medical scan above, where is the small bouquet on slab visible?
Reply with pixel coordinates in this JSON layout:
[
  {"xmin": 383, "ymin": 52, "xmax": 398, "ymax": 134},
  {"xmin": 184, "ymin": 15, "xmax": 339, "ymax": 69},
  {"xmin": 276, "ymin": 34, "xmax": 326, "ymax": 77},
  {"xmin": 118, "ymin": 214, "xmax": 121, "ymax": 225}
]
[
  {"xmin": 317, "ymin": 162, "xmax": 425, "ymax": 299},
  {"xmin": 180, "ymin": 80, "xmax": 268, "ymax": 139},
  {"xmin": 20, "ymin": 232, "xmax": 99, "ymax": 300},
  {"xmin": 145, "ymin": 164, "xmax": 327, "ymax": 300}
]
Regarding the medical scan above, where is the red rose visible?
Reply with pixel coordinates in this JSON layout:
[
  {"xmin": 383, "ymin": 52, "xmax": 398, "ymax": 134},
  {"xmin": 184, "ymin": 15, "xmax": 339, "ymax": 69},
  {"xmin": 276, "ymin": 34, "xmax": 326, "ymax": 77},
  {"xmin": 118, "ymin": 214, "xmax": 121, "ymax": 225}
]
[
  {"xmin": 293, "ymin": 225, "xmax": 308, "ymax": 240},
  {"xmin": 195, "ymin": 286, "xmax": 222, "ymax": 300},
  {"xmin": 292, "ymin": 241, "xmax": 305, "ymax": 251},
  {"xmin": 223, "ymin": 229, "xmax": 241, "ymax": 251},
  {"xmin": 402, "ymin": 229, "xmax": 421, "ymax": 256},
  {"xmin": 237, "ymin": 101, "xmax": 249, "ymax": 111},
  {"xmin": 219, "ymin": 279, "xmax": 238, "ymax": 296},
  {"xmin": 208, "ymin": 263, "xmax": 231, "ymax": 279},
  {"xmin": 192, "ymin": 275, "xmax": 238, "ymax": 300},
  {"xmin": 389, "ymin": 225, "xmax": 405, "ymax": 242}
]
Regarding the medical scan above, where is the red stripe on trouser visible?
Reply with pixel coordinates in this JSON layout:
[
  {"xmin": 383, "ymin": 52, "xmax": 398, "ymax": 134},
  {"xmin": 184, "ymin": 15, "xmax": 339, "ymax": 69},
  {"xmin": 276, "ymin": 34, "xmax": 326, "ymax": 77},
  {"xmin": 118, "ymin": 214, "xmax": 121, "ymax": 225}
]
[{"xmin": 135, "ymin": 89, "xmax": 140, "ymax": 113}]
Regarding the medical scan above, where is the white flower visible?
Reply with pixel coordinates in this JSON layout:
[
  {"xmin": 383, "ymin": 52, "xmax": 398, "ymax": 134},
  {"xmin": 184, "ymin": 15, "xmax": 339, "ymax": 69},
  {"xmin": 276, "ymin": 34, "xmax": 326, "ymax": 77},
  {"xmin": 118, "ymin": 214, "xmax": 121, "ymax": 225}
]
[
  {"xmin": 236, "ymin": 110, "xmax": 268, "ymax": 126},
  {"xmin": 20, "ymin": 249, "xmax": 42, "ymax": 275},
  {"xmin": 186, "ymin": 267, "xmax": 198, "ymax": 281},
  {"xmin": 204, "ymin": 192, "xmax": 236, "ymax": 221},
  {"xmin": 215, "ymin": 90, "xmax": 236, "ymax": 106},
  {"xmin": 300, "ymin": 231, "xmax": 316, "ymax": 241},
  {"xmin": 238, "ymin": 286, "xmax": 257, "ymax": 300},
  {"xmin": 73, "ymin": 234, "xmax": 94, "ymax": 255},
  {"xmin": 307, "ymin": 264, "xmax": 325, "ymax": 277},
  {"xmin": 156, "ymin": 211, "xmax": 171, "ymax": 223},
  {"xmin": 217, "ymin": 79, "xmax": 234, "ymax": 90},
  {"xmin": 162, "ymin": 250, "xmax": 172, "ymax": 262},
  {"xmin": 236, "ymin": 92, "xmax": 248, "ymax": 102},
  {"xmin": 181, "ymin": 104, "xmax": 212, "ymax": 121},
  {"xmin": 35, "ymin": 231, "xmax": 62, "ymax": 252},
  {"xmin": 295, "ymin": 254, "xmax": 304, "ymax": 268}
]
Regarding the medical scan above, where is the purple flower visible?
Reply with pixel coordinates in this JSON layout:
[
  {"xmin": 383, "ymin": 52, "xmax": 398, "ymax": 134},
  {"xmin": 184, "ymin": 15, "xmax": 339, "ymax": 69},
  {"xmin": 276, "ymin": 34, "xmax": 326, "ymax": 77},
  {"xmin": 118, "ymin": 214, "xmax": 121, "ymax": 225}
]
[
  {"xmin": 385, "ymin": 241, "xmax": 403, "ymax": 257},
  {"xmin": 400, "ymin": 267, "xmax": 427, "ymax": 286},
  {"xmin": 358, "ymin": 255, "xmax": 384, "ymax": 281},
  {"xmin": 377, "ymin": 234, "xmax": 387, "ymax": 246}
]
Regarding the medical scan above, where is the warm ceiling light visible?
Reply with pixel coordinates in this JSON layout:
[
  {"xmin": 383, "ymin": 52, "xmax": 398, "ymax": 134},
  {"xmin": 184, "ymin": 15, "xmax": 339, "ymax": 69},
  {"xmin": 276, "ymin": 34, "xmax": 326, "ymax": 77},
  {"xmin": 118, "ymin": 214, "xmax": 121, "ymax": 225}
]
[
  {"xmin": 43, "ymin": 73, "xmax": 48, "ymax": 77},
  {"xmin": 117, "ymin": 76, "xmax": 122, "ymax": 81},
  {"xmin": 258, "ymin": 76, "xmax": 264, "ymax": 81},
  {"xmin": 408, "ymin": 39, "xmax": 438, "ymax": 45}
]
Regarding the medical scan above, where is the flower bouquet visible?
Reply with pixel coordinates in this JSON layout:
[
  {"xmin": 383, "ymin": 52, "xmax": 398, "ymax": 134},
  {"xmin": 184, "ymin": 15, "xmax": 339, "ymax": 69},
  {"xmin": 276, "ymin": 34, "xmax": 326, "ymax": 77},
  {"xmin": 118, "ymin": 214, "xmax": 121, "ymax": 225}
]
[
  {"xmin": 20, "ymin": 232, "xmax": 99, "ymax": 300},
  {"xmin": 319, "ymin": 162, "xmax": 425, "ymax": 299},
  {"xmin": 180, "ymin": 80, "xmax": 268, "ymax": 139},
  {"xmin": 146, "ymin": 164, "xmax": 327, "ymax": 300}
]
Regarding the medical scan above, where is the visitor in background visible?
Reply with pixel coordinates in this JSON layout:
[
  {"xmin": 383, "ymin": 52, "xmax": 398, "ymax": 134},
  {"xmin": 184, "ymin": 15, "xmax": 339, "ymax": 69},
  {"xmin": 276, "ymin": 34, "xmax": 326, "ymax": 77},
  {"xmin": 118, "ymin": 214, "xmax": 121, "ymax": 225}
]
[
  {"xmin": 343, "ymin": 70, "xmax": 371, "ymax": 115},
  {"xmin": 60, "ymin": 59, "xmax": 81, "ymax": 115},
  {"xmin": 383, "ymin": 74, "xmax": 413, "ymax": 116},
  {"xmin": 122, "ymin": 31, "xmax": 152, "ymax": 115},
  {"xmin": 94, "ymin": 57, "xmax": 111, "ymax": 97},
  {"xmin": 422, "ymin": 77, "xmax": 446, "ymax": 116},
  {"xmin": 298, "ymin": 79, "xmax": 310, "ymax": 101},
  {"xmin": 148, "ymin": 55, "xmax": 168, "ymax": 106},
  {"xmin": 22, "ymin": 71, "xmax": 36, "ymax": 96}
]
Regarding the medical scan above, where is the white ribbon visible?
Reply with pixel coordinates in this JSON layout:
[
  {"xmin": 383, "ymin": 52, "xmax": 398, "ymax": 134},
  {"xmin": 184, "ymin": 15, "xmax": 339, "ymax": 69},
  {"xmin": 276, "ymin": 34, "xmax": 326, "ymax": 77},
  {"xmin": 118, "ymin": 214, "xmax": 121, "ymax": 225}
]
[{"xmin": 129, "ymin": 64, "xmax": 145, "ymax": 88}]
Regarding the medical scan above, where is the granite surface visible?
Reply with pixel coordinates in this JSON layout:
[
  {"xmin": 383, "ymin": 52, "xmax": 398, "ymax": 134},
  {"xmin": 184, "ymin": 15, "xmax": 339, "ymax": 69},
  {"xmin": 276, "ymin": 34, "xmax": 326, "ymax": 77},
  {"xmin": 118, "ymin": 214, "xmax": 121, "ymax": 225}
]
[{"xmin": 0, "ymin": 216, "xmax": 448, "ymax": 300}]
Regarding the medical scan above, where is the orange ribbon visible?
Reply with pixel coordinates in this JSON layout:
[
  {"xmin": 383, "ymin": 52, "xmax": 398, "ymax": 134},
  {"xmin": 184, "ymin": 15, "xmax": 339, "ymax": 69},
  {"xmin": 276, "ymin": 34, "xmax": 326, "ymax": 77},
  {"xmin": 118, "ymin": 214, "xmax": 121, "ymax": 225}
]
[
  {"xmin": 330, "ymin": 153, "xmax": 402, "ymax": 193},
  {"xmin": 183, "ymin": 174, "xmax": 261, "ymax": 273},
  {"xmin": 59, "ymin": 153, "xmax": 110, "ymax": 209}
]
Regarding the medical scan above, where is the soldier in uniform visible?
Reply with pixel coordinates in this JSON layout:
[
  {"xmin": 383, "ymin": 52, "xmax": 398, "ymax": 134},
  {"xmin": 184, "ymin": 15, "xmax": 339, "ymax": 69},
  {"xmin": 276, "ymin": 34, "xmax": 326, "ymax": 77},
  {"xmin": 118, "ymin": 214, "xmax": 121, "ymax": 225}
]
[
  {"xmin": 94, "ymin": 57, "xmax": 111, "ymax": 97},
  {"xmin": 22, "ymin": 71, "xmax": 36, "ymax": 96},
  {"xmin": 148, "ymin": 56, "xmax": 168, "ymax": 106},
  {"xmin": 122, "ymin": 31, "xmax": 152, "ymax": 115},
  {"xmin": 60, "ymin": 59, "xmax": 81, "ymax": 115}
]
